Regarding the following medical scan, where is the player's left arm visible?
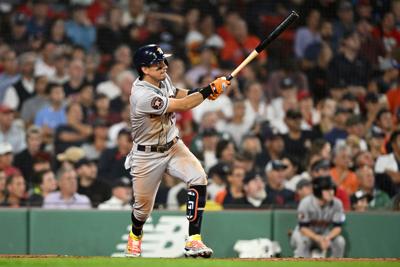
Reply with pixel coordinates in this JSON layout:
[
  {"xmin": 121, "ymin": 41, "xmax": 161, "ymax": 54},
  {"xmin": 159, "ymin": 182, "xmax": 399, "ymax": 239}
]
[
  {"xmin": 325, "ymin": 226, "xmax": 342, "ymax": 241},
  {"xmin": 175, "ymin": 88, "xmax": 189, "ymax": 99}
]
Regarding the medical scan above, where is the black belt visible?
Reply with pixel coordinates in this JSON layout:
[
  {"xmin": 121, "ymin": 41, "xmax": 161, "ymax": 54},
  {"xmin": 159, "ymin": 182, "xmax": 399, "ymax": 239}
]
[{"xmin": 136, "ymin": 137, "xmax": 179, "ymax": 153}]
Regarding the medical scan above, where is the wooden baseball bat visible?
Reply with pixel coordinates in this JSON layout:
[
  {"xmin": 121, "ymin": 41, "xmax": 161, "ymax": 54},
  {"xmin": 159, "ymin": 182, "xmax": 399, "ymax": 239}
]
[{"xmin": 226, "ymin": 11, "xmax": 300, "ymax": 81}]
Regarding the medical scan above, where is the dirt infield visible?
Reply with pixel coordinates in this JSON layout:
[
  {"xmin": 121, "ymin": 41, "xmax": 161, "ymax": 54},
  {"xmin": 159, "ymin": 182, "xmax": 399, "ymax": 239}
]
[{"xmin": 0, "ymin": 255, "xmax": 399, "ymax": 261}]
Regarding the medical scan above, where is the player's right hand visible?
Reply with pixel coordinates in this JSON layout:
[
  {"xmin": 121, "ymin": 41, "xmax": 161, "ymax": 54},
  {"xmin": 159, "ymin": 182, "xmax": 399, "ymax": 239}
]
[{"xmin": 208, "ymin": 77, "xmax": 230, "ymax": 100}]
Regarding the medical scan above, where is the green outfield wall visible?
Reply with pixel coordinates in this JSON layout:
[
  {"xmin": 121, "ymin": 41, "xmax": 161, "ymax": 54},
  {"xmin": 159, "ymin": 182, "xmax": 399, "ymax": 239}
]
[{"xmin": 0, "ymin": 209, "xmax": 399, "ymax": 257}]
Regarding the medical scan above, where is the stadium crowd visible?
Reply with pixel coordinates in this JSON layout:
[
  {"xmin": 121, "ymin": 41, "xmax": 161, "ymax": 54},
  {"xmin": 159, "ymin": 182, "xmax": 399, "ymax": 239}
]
[{"xmin": 0, "ymin": 0, "xmax": 400, "ymax": 212}]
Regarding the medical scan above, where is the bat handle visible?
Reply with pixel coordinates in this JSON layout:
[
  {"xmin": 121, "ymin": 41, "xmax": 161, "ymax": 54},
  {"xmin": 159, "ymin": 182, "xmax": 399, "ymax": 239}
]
[{"xmin": 226, "ymin": 74, "xmax": 233, "ymax": 81}]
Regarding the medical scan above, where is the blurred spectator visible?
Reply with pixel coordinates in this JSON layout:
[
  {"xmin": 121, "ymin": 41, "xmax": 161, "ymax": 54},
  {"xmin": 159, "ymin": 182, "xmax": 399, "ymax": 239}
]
[
  {"xmin": 328, "ymin": 31, "xmax": 370, "ymax": 90},
  {"xmin": 295, "ymin": 179, "xmax": 313, "ymax": 202},
  {"xmin": 13, "ymin": 126, "xmax": 45, "ymax": 183},
  {"xmin": 1, "ymin": 173, "xmax": 26, "ymax": 207},
  {"xmin": 350, "ymin": 190, "xmax": 371, "ymax": 212},
  {"xmin": 110, "ymin": 70, "xmax": 136, "ymax": 114},
  {"xmin": 219, "ymin": 98, "xmax": 253, "ymax": 147},
  {"xmin": 207, "ymin": 162, "xmax": 230, "ymax": 201},
  {"xmin": 81, "ymin": 119, "xmax": 108, "ymax": 162},
  {"xmin": 367, "ymin": 128, "xmax": 386, "ymax": 161},
  {"xmin": 48, "ymin": 19, "xmax": 71, "ymax": 47},
  {"xmin": 354, "ymin": 150, "xmax": 375, "ymax": 169},
  {"xmin": 34, "ymin": 41, "xmax": 56, "ymax": 78},
  {"xmin": 54, "ymin": 101, "xmax": 92, "ymax": 155},
  {"xmin": 234, "ymin": 152, "xmax": 256, "ymax": 174},
  {"xmin": 255, "ymin": 126, "xmax": 284, "ymax": 171},
  {"xmin": 324, "ymin": 107, "xmax": 352, "ymax": 147},
  {"xmin": 63, "ymin": 59, "xmax": 86, "ymax": 97},
  {"xmin": 191, "ymin": 127, "xmax": 219, "ymax": 171},
  {"xmin": 43, "ymin": 168, "xmax": 91, "ymax": 209},
  {"xmin": 27, "ymin": 169, "xmax": 57, "ymax": 207},
  {"xmin": 375, "ymin": 57, "xmax": 399, "ymax": 94},
  {"xmin": 77, "ymin": 83, "xmax": 95, "ymax": 122},
  {"xmin": 0, "ymin": 105, "xmax": 26, "ymax": 153},
  {"xmin": 2, "ymin": 52, "xmax": 36, "ymax": 111},
  {"xmin": 0, "ymin": 50, "xmax": 20, "ymax": 103},
  {"xmin": 113, "ymin": 45, "xmax": 133, "ymax": 70},
  {"xmin": 386, "ymin": 84, "xmax": 400, "ymax": 118},
  {"xmin": 264, "ymin": 160, "xmax": 296, "ymax": 208},
  {"xmin": 65, "ymin": 5, "xmax": 96, "ymax": 51},
  {"xmin": 240, "ymin": 170, "xmax": 267, "ymax": 208},
  {"xmin": 282, "ymin": 109, "xmax": 313, "ymax": 162},
  {"xmin": 76, "ymin": 158, "xmax": 111, "ymax": 208},
  {"xmin": 20, "ymin": 75, "xmax": 49, "ymax": 124},
  {"xmin": 108, "ymin": 104, "xmax": 130, "ymax": 147},
  {"xmin": 26, "ymin": 0, "xmax": 51, "ymax": 38},
  {"xmin": 372, "ymin": 12, "xmax": 400, "ymax": 53},
  {"xmin": 282, "ymin": 156, "xmax": 302, "ymax": 192},
  {"xmin": 97, "ymin": 129, "xmax": 132, "ymax": 185},
  {"xmin": 240, "ymin": 134, "xmax": 262, "ymax": 160},
  {"xmin": 374, "ymin": 130, "xmax": 400, "ymax": 197},
  {"xmin": 98, "ymin": 176, "xmax": 133, "ymax": 210},
  {"xmin": 363, "ymin": 92, "xmax": 383, "ymax": 131},
  {"xmin": 345, "ymin": 114, "xmax": 368, "ymax": 152},
  {"xmin": 312, "ymin": 98, "xmax": 336, "ymax": 138},
  {"xmin": 309, "ymin": 138, "xmax": 332, "ymax": 161},
  {"xmin": 96, "ymin": 7, "xmax": 124, "ymax": 55},
  {"xmin": 298, "ymin": 90, "xmax": 319, "ymax": 130},
  {"xmin": 215, "ymin": 139, "xmax": 236, "ymax": 166},
  {"xmin": 356, "ymin": 165, "xmax": 391, "ymax": 210},
  {"xmin": 88, "ymin": 93, "xmax": 120, "ymax": 125},
  {"xmin": 4, "ymin": 13, "xmax": 30, "ymax": 54},
  {"xmin": 332, "ymin": 1, "xmax": 355, "ymax": 51},
  {"xmin": 373, "ymin": 108, "xmax": 394, "ymax": 144},
  {"xmin": 96, "ymin": 62, "xmax": 125, "ymax": 100},
  {"xmin": 121, "ymin": 0, "xmax": 148, "ymax": 27},
  {"xmin": 84, "ymin": 53, "xmax": 104, "ymax": 87},
  {"xmin": 215, "ymin": 165, "xmax": 245, "ymax": 208},
  {"xmin": 34, "ymin": 83, "xmax": 67, "ymax": 139},
  {"xmin": 330, "ymin": 144, "xmax": 359, "ymax": 195},
  {"xmin": 294, "ymin": 9, "xmax": 321, "ymax": 59},
  {"xmin": 243, "ymin": 82, "xmax": 268, "ymax": 126}
]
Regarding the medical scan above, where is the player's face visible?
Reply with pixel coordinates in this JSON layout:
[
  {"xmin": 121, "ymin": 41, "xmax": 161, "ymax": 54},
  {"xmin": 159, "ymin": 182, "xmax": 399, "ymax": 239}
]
[
  {"xmin": 321, "ymin": 189, "xmax": 334, "ymax": 202},
  {"xmin": 144, "ymin": 61, "xmax": 168, "ymax": 82}
]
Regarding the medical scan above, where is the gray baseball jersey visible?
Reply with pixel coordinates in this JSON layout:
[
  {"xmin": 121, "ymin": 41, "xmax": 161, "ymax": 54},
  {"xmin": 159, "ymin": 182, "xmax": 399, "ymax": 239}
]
[
  {"xmin": 129, "ymin": 74, "xmax": 179, "ymax": 145},
  {"xmin": 125, "ymin": 74, "xmax": 207, "ymax": 222},
  {"xmin": 296, "ymin": 195, "xmax": 345, "ymax": 234}
]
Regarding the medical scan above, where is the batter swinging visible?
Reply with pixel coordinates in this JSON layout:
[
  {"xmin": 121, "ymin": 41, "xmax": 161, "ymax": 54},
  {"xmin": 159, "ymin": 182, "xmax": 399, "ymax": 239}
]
[{"xmin": 124, "ymin": 44, "xmax": 230, "ymax": 258}]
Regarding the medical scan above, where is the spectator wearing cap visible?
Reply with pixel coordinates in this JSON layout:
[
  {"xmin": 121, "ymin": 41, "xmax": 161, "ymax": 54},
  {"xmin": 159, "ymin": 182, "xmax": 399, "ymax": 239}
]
[
  {"xmin": 1, "ymin": 173, "xmax": 26, "ymax": 208},
  {"xmin": 20, "ymin": 75, "xmax": 50, "ymax": 125},
  {"xmin": 81, "ymin": 119, "xmax": 109, "ymax": 162},
  {"xmin": 215, "ymin": 165, "xmax": 246, "ymax": 208},
  {"xmin": 372, "ymin": 12, "xmax": 400, "ymax": 54},
  {"xmin": 255, "ymin": 124, "xmax": 284, "ymax": 172},
  {"xmin": 282, "ymin": 109, "xmax": 313, "ymax": 162},
  {"xmin": 13, "ymin": 126, "xmax": 47, "ymax": 185},
  {"xmin": 43, "ymin": 168, "xmax": 91, "ymax": 209},
  {"xmin": 34, "ymin": 83, "xmax": 67, "ymax": 139},
  {"xmin": 295, "ymin": 179, "xmax": 313, "ymax": 202},
  {"xmin": 240, "ymin": 170, "xmax": 268, "ymax": 208},
  {"xmin": 219, "ymin": 98, "xmax": 253, "ymax": 147},
  {"xmin": 0, "ymin": 50, "xmax": 20, "ymax": 104},
  {"xmin": 54, "ymin": 102, "xmax": 93, "ymax": 155},
  {"xmin": 294, "ymin": 9, "xmax": 321, "ymax": 59},
  {"xmin": 26, "ymin": 0, "xmax": 51, "ymax": 38},
  {"xmin": 0, "ymin": 105, "xmax": 26, "ymax": 153},
  {"xmin": 374, "ymin": 130, "xmax": 400, "ymax": 197},
  {"xmin": 308, "ymin": 157, "xmax": 350, "ymax": 210},
  {"xmin": 56, "ymin": 146, "xmax": 85, "ymax": 171},
  {"xmin": 207, "ymin": 162, "xmax": 230, "ymax": 201},
  {"xmin": 4, "ymin": 13, "xmax": 30, "ymax": 54},
  {"xmin": 2, "ymin": 52, "xmax": 36, "ymax": 111},
  {"xmin": 65, "ymin": 5, "xmax": 96, "ymax": 51},
  {"xmin": 27, "ymin": 169, "xmax": 57, "ymax": 207},
  {"xmin": 332, "ymin": 1, "xmax": 355, "ymax": 51},
  {"xmin": 264, "ymin": 160, "xmax": 296, "ymax": 208},
  {"xmin": 350, "ymin": 190, "xmax": 372, "ymax": 211},
  {"xmin": 373, "ymin": 108, "xmax": 394, "ymax": 149},
  {"xmin": 0, "ymin": 171, "xmax": 6, "ymax": 204},
  {"xmin": 323, "ymin": 107, "xmax": 352, "ymax": 147},
  {"xmin": 98, "ymin": 176, "xmax": 133, "ymax": 210},
  {"xmin": 345, "ymin": 114, "xmax": 368, "ymax": 154},
  {"xmin": 266, "ymin": 76, "xmax": 298, "ymax": 133},
  {"xmin": 330, "ymin": 144, "xmax": 359, "ymax": 196},
  {"xmin": 98, "ymin": 129, "xmax": 132, "ymax": 185},
  {"xmin": 328, "ymin": 30, "xmax": 370, "ymax": 90},
  {"xmin": 356, "ymin": 165, "xmax": 391, "ymax": 210},
  {"xmin": 76, "ymin": 158, "xmax": 111, "ymax": 208},
  {"xmin": 63, "ymin": 59, "xmax": 86, "ymax": 98}
]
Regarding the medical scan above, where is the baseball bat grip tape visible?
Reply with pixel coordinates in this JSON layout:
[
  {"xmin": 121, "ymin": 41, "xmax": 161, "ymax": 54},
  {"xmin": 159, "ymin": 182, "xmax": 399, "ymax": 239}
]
[{"xmin": 227, "ymin": 50, "xmax": 259, "ymax": 81}]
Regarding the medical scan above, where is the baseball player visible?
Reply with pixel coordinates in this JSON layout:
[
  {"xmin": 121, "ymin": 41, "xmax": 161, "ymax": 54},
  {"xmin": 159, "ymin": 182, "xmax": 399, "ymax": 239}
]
[
  {"xmin": 124, "ymin": 44, "xmax": 230, "ymax": 258},
  {"xmin": 290, "ymin": 176, "xmax": 346, "ymax": 258}
]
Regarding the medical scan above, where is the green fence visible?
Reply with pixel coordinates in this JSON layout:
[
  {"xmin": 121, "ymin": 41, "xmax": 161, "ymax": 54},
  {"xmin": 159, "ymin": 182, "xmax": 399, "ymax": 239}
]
[{"xmin": 0, "ymin": 209, "xmax": 399, "ymax": 257}]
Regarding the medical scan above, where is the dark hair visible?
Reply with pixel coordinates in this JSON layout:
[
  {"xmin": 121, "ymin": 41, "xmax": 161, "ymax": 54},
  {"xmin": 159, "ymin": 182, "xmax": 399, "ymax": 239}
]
[
  {"xmin": 32, "ymin": 169, "xmax": 53, "ymax": 186},
  {"xmin": 390, "ymin": 130, "xmax": 400, "ymax": 144},
  {"xmin": 216, "ymin": 139, "xmax": 235, "ymax": 159},
  {"xmin": 45, "ymin": 82, "xmax": 63, "ymax": 94}
]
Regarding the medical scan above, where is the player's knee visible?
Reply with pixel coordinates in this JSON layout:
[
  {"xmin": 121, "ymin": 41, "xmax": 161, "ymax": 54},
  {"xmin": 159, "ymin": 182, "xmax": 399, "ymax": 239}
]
[
  {"xmin": 189, "ymin": 175, "xmax": 208, "ymax": 186},
  {"xmin": 332, "ymin": 235, "xmax": 346, "ymax": 248}
]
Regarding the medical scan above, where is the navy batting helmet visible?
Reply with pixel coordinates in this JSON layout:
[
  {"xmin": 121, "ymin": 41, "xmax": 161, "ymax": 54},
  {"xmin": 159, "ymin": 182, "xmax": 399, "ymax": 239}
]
[
  {"xmin": 312, "ymin": 176, "xmax": 336, "ymax": 199},
  {"xmin": 133, "ymin": 44, "xmax": 172, "ymax": 78}
]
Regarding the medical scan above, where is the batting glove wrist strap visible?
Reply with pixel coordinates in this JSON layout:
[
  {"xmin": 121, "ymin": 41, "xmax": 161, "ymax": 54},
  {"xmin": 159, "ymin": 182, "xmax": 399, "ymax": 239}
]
[{"xmin": 199, "ymin": 85, "xmax": 213, "ymax": 99}]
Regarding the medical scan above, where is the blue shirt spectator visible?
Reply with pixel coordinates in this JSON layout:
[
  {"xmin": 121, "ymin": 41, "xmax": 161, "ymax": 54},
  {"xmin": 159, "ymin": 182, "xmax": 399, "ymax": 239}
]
[{"xmin": 65, "ymin": 5, "xmax": 96, "ymax": 51}]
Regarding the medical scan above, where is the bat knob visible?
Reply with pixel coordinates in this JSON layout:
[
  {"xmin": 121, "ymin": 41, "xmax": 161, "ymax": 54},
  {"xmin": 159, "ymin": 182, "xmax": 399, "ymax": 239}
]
[{"xmin": 226, "ymin": 75, "xmax": 233, "ymax": 81}]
